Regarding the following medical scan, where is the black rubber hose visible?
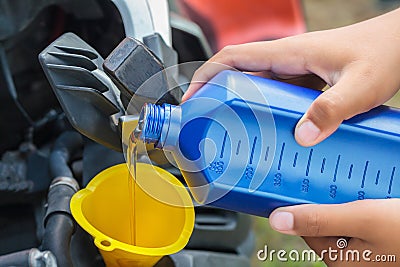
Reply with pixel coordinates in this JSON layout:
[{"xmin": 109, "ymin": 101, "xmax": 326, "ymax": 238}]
[
  {"xmin": 49, "ymin": 131, "xmax": 83, "ymax": 178},
  {"xmin": 42, "ymin": 131, "xmax": 82, "ymax": 267},
  {"xmin": 42, "ymin": 177, "xmax": 78, "ymax": 267},
  {"xmin": 42, "ymin": 215, "xmax": 75, "ymax": 267},
  {"xmin": 0, "ymin": 249, "xmax": 30, "ymax": 267}
]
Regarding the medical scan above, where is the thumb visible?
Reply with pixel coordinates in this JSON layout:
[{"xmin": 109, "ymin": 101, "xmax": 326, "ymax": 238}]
[
  {"xmin": 268, "ymin": 200, "xmax": 379, "ymax": 238},
  {"xmin": 294, "ymin": 72, "xmax": 379, "ymax": 147}
]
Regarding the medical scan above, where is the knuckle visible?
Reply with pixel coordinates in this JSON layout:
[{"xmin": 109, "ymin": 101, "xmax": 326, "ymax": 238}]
[
  {"xmin": 218, "ymin": 45, "xmax": 238, "ymax": 65},
  {"xmin": 305, "ymin": 209, "xmax": 327, "ymax": 236},
  {"xmin": 220, "ymin": 45, "xmax": 237, "ymax": 55},
  {"xmin": 310, "ymin": 92, "xmax": 344, "ymax": 123}
]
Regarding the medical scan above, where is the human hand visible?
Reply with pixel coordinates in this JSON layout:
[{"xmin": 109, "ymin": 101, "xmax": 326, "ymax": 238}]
[
  {"xmin": 183, "ymin": 8, "xmax": 400, "ymax": 147},
  {"xmin": 183, "ymin": 9, "xmax": 400, "ymax": 265},
  {"xmin": 268, "ymin": 199, "xmax": 400, "ymax": 266}
]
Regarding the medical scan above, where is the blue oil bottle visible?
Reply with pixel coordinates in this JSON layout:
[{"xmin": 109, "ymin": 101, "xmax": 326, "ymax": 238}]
[{"xmin": 134, "ymin": 70, "xmax": 400, "ymax": 217}]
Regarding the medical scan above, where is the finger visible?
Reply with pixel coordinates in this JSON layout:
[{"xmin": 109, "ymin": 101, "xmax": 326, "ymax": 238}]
[
  {"xmin": 268, "ymin": 200, "xmax": 382, "ymax": 238},
  {"xmin": 182, "ymin": 61, "xmax": 236, "ymax": 102},
  {"xmin": 302, "ymin": 237, "xmax": 338, "ymax": 267},
  {"xmin": 303, "ymin": 236, "xmax": 339, "ymax": 254},
  {"xmin": 272, "ymin": 73, "xmax": 327, "ymax": 90},
  {"xmin": 303, "ymin": 237, "xmax": 368, "ymax": 267},
  {"xmin": 244, "ymin": 70, "xmax": 273, "ymax": 79},
  {"xmin": 242, "ymin": 72, "xmax": 327, "ymax": 91},
  {"xmin": 294, "ymin": 66, "xmax": 382, "ymax": 147},
  {"xmin": 303, "ymin": 236, "xmax": 343, "ymax": 267},
  {"xmin": 182, "ymin": 37, "xmax": 315, "ymax": 101}
]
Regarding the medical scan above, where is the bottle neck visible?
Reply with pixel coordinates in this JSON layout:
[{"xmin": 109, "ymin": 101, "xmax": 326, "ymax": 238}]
[{"xmin": 135, "ymin": 103, "xmax": 180, "ymax": 149}]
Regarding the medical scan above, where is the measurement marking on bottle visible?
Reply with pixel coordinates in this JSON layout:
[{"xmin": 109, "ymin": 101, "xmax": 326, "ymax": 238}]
[
  {"xmin": 277, "ymin": 142, "xmax": 285, "ymax": 171},
  {"xmin": 235, "ymin": 140, "xmax": 241, "ymax": 155},
  {"xmin": 375, "ymin": 170, "xmax": 381, "ymax": 185},
  {"xmin": 302, "ymin": 178, "xmax": 310, "ymax": 193},
  {"xmin": 293, "ymin": 152, "xmax": 298, "ymax": 167},
  {"xmin": 264, "ymin": 146, "xmax": 270, "ymax": 162},
  {"xmin": 245, "ymin": 166, "xmax": 254, "ymax": 180},
  {"xmin": 361, "ymin": 161, "xmax": 369, "ymax": 188},
  {"xmin": 388, "ymin": 167, "xmax": 396, "ymax": 194},
  {"xmin": 249, "ymin": 136, "xmax": 257, "ymax": 164},
  {"xmin": 306, "ymin": 149, "xmax": 313, "ymax": 176},
  {"xmin": 348, "ymin": 164, "xmax": 353, "ymax": 179},
  {"xmin": 333, "ymin": 155, "xmax": 341, "ymax": 182},
  {"xmin": 330, "ymin": 184, "xmax": 337, "ymax": 198},
  {"xmin": 220, "ymin": 131, "xmax": 228, "ymax": 158},
  {"xmin": 274, "ymin": 173, "xmax": 282, "ymax": 187},
  {"xmin": 321, "ymin": 158, "xmax": 326, "ymax": 173}
]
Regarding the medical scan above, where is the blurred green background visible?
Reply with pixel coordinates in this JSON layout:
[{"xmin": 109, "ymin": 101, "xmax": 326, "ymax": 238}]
[
  {"xmin": 251, "ymin": 217, "xmax": 327, "ymax": 267},
  {"xmin": 250, "ymin": 1, "xmax": 400, "ymax": 267}
]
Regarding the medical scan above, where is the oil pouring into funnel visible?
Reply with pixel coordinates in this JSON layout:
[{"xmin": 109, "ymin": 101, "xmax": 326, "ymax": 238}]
[{"xmin": 134, "ymin": 70, "xmax": 400, "ymax": 217}]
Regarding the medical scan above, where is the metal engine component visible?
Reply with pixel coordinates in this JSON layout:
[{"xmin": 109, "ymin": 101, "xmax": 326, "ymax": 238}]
[
  {"xmin": 0, "ymin": 248, "xmax": 57, "ymax": 267},
  {"xmin": 111, "ymin": 0, "xmax": 172, "ymax": 47},
  {"xmin": 30, "ymin": 249, "xmax": 57, "ymax": 267},
  {"xmin": 0, "ymin": 149, "xmax": 31, "ymax": 193},
  {"xmin": 103, "ymin": 36, "xmax": 167, "ymax": 109},
  {"xmin": 103, "ymin": 35, "xmax": 183, "ymax": 112},
  {"xmin": 39, "ymin": 33, "xmax": 124, "ymax": 151}
]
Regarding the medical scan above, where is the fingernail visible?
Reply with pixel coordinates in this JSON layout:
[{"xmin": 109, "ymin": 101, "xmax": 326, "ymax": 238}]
[
  {"xmin": 270, "ymin": 211, "xmax": 294, "ymax": 231},
  {"xmin": 296, "ymin": 119, "xmax": 321, "ymax": 145}
]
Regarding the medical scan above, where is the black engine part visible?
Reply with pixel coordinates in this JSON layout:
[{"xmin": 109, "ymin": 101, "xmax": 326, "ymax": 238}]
[{"xmin": 39, "ymin": 33, "xmax": 124, "ymax": 151}]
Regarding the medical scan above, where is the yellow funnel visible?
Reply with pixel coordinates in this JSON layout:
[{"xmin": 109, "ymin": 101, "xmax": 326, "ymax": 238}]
[{"xmin": 70, "ymin": 163, "xmax": 195, "ymax": 267}]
